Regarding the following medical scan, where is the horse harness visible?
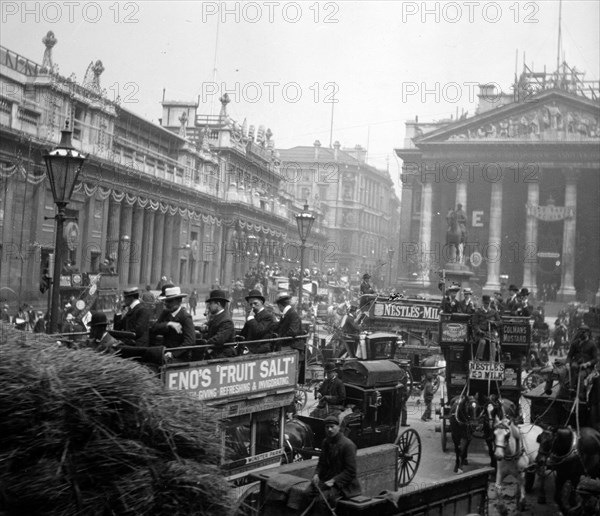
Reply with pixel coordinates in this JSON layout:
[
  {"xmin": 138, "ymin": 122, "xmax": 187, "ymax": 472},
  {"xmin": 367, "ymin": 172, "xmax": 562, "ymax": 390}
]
[
  {"xmin": 545, "ymin": 428, "xmax": 578, "ymax": 467},
  {"xmin": 494, "ymin": 420, "xmax": 525, "ymax": 462}
]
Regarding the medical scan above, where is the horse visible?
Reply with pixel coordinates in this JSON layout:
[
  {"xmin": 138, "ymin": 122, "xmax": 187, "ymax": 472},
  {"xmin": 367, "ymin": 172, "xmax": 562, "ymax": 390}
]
[
  {"xmin": 282, "ymin": 418, "xmax": 315, "ymax": 463},
  {"xmin": 449, "ymin": 395, "xmax": 479, "ymax": 473},
  {"xmin": 537, "ymin": 426, "xmax": 600, "ymax": 510},
  {"xmin": 493, "ymin": 417, "xmax": 543, "ymax": 511},
  {"xmin": 445, "ymin": 211, "xmax": 467, "ymax": 264},
  {"xmin": 483, "ymin": 396, "xmax": 518, "ymax": 469}
]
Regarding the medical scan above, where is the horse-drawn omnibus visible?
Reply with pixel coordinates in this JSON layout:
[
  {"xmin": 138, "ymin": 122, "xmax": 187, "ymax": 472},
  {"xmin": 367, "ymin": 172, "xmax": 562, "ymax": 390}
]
[{"xmin": 437, "ymin": 313, "xmax": 531, "ymax": 463}]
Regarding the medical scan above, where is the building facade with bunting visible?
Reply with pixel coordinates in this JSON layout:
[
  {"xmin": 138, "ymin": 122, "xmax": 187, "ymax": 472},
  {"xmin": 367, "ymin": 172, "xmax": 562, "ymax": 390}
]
[
  {"xmin": 0, "ymin": 33, "xmax": 302, "ymax": 310},
  {"xmin": 394, "ymin": 64, "xmax": 600, "ymax": 303}
]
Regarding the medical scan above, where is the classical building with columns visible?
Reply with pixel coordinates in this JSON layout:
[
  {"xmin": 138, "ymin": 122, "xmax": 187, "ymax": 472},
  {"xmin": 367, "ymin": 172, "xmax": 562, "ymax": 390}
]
[
  {"xmin": 278, "ymin": 141, "xmax": 400, "ymax": 287},
  {"xmin": 0, "ymin": 34, "xmax": 307, "ymax": 309},
  {"xmin": 395, "ymin": 64, "xmax": 600, "ymax": 303}
]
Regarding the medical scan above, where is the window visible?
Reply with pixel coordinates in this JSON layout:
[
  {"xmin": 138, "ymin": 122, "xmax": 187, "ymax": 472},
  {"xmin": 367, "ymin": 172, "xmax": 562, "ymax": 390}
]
[{"xmin": 73, "ymin": 105, "xmax": 84, "ymax": 141}]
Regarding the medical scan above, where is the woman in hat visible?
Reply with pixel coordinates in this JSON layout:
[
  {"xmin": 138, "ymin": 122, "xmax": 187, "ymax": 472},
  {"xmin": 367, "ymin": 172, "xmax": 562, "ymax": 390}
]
[
  {"xmin": 201, "ymin": 289, "xmax": 236, "ymax": 359},
  {"xmin": 240, "ymin": 289, "xmax": 277, "ymax": 354},
  {"xmin": 150, "ymin": 286, "xmax": 195, "ymax": 362}
]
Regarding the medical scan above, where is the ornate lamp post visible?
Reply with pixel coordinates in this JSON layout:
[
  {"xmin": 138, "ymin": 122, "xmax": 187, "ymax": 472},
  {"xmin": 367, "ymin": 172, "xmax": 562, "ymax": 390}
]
[
  {"xmin": 388, "ymin": 247, "xmax": 395, "ymax": 287},
  {"xmin": 43, "ymin": 123, "xmax": 86, "ymax": 333},
  {"xmin": 295, "ymin": 202, "xmax": 315, "ymax": 313}
]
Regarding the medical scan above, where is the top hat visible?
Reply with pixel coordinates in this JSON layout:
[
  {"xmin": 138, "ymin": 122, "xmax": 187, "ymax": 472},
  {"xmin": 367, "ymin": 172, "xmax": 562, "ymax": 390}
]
[
  {"xmin": 519, "ymin": 288, "xmax": 530, "ymax": 296},
  {"xmin": 275, "ymin": 292, "xmax": 292, "ymax": 304},
  {"xmin": 205, "ymin": 289, "xmax": 230, "ymax": 303},
  {"xmin": 362, "ymin": 273, "xmax": 371, "ymax": 280},
  {"xmin": 123, "ymin": 287, "xmax": 139, "ymax": 297},
  {"xmin": 463, "ymin": 288, "xmax": 472, "ymax": 295},
  {"xmin": 508, "ymin": 284, "xmax": 519, "ymax": 292},
  {"xmin": 89, "ymin": 311, "xmax": 109, "ymax": 327},
  {"xmin": 159, "ymin": 286, "xmax": 188, "ymax": 301},
  {"xmin": 324, "ymin": 414, "xmax": 339, "ymax": 426},
  {"xmin": 245, "ymin": 289, "xmax": 265, "ymax": 303}
]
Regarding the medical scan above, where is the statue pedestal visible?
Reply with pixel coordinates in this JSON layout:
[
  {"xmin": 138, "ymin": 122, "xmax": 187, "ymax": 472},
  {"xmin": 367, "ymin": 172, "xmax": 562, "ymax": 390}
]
[{"xmin": 441, "ymin": 263, "xmax": 474, "ymax": 290}]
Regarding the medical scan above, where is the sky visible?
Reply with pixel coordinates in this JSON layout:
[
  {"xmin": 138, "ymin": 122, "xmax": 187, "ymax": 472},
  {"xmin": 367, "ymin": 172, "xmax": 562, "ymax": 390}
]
[{"xmin": 2, "ymin": 1, "xmax": 599, "ymax": 192}]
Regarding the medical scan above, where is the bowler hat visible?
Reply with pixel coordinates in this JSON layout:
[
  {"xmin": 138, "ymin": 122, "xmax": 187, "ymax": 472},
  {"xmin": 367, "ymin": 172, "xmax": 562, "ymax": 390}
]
[
  {"xmin": 519, "ymin": 288, "xmax": 530, "ymax": 296},
  {"xmin": 245, "ymin": 289, "xmax": 265, "ymax": 303},
  {"xmin": 205, "ymin": 289, "xmax": 230, "ymax": 303},
  {"xmin": 159, "ymin": 286, "xmax": 188, "ymax": 301},
  {"xmin": 275, "ymin": 292, "xmax": 292, "ymax": 304},
  {"xmin": 324, "ymin": 362, "xmax": 338, "ymax": 373},
  {"xmin": 482, "ymin": 295, "xmax": 491, "ymax": 303},
  {"xmin": 123, "ymin": 287, "xmax": 139, "ymax": 297},
  {"xmin": 89, "ymin": 312, "xmax": 109, "ymax": 327},
  {"xmin": 324, "ymin": 415, "xmax": 339, "ymax": 426},
  {"xmin": 362, "ymin": 273, "xmax": 371, "ymax": 280},
  {"xmin": 508, "ymin": 284, "xmax": 519, "ymax": 292}
]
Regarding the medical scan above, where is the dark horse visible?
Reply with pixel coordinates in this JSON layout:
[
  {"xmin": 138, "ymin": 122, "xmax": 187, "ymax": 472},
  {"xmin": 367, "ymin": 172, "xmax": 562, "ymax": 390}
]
[
  {"xmin": 282, "ymin": 418, "xmax": 315, "ymax": 463},
  {"xmin": 446, "ymin": 211, "xmax": 467, "ymax": 264},
  {"xmin": 449, "ymin": 395, "xmax": 479, "ymax": 473},
  {"xmin": 536, "ymin": 426, "xmax": 600, "ymax": 510}
]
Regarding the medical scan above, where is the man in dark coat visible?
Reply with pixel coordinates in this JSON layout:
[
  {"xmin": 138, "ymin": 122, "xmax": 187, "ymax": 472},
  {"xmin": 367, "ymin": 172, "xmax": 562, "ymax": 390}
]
[
  {"xmin": 441, "ymin": 284, "xmax": 463, "ymax": 313},
  {"xmin": 113, "ymin": 287, "xmax": 152, "ymax": 346},
  {"xmin": 308, "ymin": 414, "xmax": 361, "ymax": 513},
  {"xmin": 240, "ymin": 289, "xmax": 277, "ymax": 354},
  {"xmin": 472, "ymin": 295, "xmax": 501, "ymax": 360},
  {"xmin": 85, "ymin": 312, "xmax": 120, "ymax": 354},
  {"xmin": 310, "ymin": 363, "xmax": 346, "ymax": 418},
  {"xmin": 505, "ymin": 284, "xmax": 520, "ymax": 314},
  {"xmin": 567, "ymin": 325, "xmax": 599, "ymax": 398},
  {"xmin": 460, "ymin": 287, "xmax": 476, "ymax": 314},
  {"xmin": 201, "ymin": 289, "xmax": 236, "ymax": 359},
  {"xmin": 274, "ymin": 292, "xmax": 305, "ymax": 381},
  {"xmin": 150, "ymin": 286, "xmax": 196, "ymax": 362},
  {"xmin": 360, "ymin": 273, "xmax": 375, "ymax": 295}
]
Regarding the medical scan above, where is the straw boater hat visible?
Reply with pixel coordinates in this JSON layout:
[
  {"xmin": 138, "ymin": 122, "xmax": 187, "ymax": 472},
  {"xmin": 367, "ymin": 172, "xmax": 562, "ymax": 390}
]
[
  {"xmin": 159, "ymin": 286, "xmax": 188, "ymax": 301},
  {"xmin": 123, "ymin": 287, "xmax": 139, "ymax": 297},
  {"xmin": 205, "ymin": 289, "xmax": 230, "ymax": 303},
  {"xmin": 463, "ymin": 288, "xmax": 472, "ymax": 295},
  {"xmin": 447, "ymin": 284, "xmax": 460, "ymax": 292},
  {"xmin": 245, "ymin": 289, "xmax": 265, "ymax": 303}
]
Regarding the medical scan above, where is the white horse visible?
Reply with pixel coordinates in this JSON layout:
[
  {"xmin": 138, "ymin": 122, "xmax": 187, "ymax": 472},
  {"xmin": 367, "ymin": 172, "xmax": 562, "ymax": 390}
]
[{"xmin": 493, "ymin": 417, "xmax": 543, "ymax": 511}]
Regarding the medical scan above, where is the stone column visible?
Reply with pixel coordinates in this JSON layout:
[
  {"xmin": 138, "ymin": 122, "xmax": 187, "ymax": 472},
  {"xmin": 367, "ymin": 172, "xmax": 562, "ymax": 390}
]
[
  {"xmin": 162, "ymin": 213, "xmax": 174, "ymax": 282},
  {"xmin": 151, "ymin": 212, "xmax": 165, "ymax": 285},
  {"xmin": 522, "ymin": 181, "xmax": 539, "ymax": 294},
  {"xmin": 140, "ymin": 209, "xmax": 155, "ymax": 285},
  {"xmin": 118, "ymin": 204, "xmax": 133, "ymax": 287},
  {"xmin": 106, "ymin": 198, "xmax": 121, "ymax": 263},
  {"xmin": 417, "ymin": 180, "xmax": 433, "ymax": 288},
  {"xmin": 483, "ymin": 180, "xmax": 503, "ymax": 293},
  {"xmin": 128, "ymin": 206, "xmax": 144, "ymax": 286},
  {"xmin": 398, "ymin": 175, "xmax": 414, "ymax": 282},
  {"xmin": 558, "ymin": 171, "xmax": 578, "ymax": 301}
]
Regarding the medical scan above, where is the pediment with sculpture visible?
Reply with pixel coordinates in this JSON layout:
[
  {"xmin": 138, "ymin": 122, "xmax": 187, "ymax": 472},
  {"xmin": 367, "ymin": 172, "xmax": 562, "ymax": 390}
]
[{"xmin": 443, "ymin": 100, "xmax": 599, "ymax": 142}]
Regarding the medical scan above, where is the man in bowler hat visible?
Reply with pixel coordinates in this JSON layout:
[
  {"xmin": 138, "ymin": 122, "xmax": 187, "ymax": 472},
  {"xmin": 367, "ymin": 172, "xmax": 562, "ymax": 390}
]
[
  {"xmin": 113, "ymin": 287, "xmax": 152, "ymax": 346},
  {"xmin": 274, "ymin": 292, "xmax": 305, "ymax": 380},
  {"xmin": 86, "ymin": 311, "xmax": 120, "ymax": 354},
  {"xmin": 201, "ymin": 289, "xmax": 236, "ymax": 358},
  {"xmin": 150, "ymin": 286, "xmax": 195, "ymax": 362},
  {"xmin": 240, "ymin": 289, "xmax": 277, "ymax": 354}
]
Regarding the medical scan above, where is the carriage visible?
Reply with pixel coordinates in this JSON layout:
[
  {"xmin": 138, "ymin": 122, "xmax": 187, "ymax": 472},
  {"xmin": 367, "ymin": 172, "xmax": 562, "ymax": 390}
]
[
  {"xmin": 283, "ymin": 353, "xmax": 422, "ymax": 490},
  {"xmin": 437, "ymin": 313, "xmax": 531, "ymax": 452}
]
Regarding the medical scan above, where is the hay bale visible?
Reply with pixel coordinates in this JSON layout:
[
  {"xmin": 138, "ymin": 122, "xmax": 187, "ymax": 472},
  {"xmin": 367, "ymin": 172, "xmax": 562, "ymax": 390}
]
[{"xmin": 0, "ymin": 324, "xmax": 234, "ymax": 515}]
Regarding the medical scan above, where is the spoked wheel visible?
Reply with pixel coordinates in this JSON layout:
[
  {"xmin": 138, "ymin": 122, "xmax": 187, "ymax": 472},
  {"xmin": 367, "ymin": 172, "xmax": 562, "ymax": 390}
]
[
  {"xmin": 431, "ymin": 374, "xmax": 441, "ymax": 394},
  {"xmin": 441, "ymin": 416, "xmax": 448, "ymax": 452},
  {"xmin": 395, "ymin": 428, "xmax": 421, "ymax": 488},
  {"xmin": 233, "ymin": 483, "xmax": 260, "ymax": 516},
  {"xmin": 294, "ymin": 388, "xmax": 307, "ymax": 412}
]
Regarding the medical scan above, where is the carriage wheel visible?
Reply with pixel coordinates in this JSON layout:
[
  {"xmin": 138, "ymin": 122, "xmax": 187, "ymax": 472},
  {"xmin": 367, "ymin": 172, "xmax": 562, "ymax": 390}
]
[
  {"xmin": 233, "ymin": 484, "xmax": 260, "ymax": 516},
  {"xmin": 294, "ymin": 388, "xmax": 307, "ymax": 412},
  {"xmin": 441, "ymin": 416, "xmax": 448, "ymax": 452},
  {"xmin": 395, "ymin": 428, "xmax": 421, "ymax": 488},
  {"xmin": 431, "ymin": 374, "xmax": 441, "ymax": 394},
  {"xmin": 523, "ymin": 372, "xmax": 544, "ymax": 393}
]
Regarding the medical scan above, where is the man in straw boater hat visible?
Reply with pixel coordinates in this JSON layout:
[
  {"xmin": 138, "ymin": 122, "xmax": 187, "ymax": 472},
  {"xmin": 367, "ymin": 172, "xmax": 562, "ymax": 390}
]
[
  {"xmin": 274, "ymin": 292, "xmax": 305, "ymax": 380},
  {"xmin": 239, "ymin": 289, "xmax": 277, "ymax": 354},
  {"xmin": 150, "ymin": 286, "xmax": 195, "ymax": 362},
  {"xmin": 200, "ymin": 289, "xmax": 236, "ymax": 359},
  {"xmin": 85, "ymin": 311, "xmax": 120, "ymax": 354},
  {"xmin": 113, "ymin": 286, "xmax": 152, "ymax": 346},
  {"xmin": 460, "ymin": 287, "xmax": 476, "ymax": 314}
]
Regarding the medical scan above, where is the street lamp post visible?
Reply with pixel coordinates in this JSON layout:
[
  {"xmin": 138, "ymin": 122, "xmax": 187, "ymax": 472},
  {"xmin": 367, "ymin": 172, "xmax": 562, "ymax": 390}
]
[
  {"xmin": 295, "ymin": 203, "xmax": 315, "ymax": 314},
  {"xmin": 43, "ymin": 123, "xmax": 86, "ymax": 333},
  {"xmin": 388, "ymin": 247, "xmax": 395, "ymax": 287}
]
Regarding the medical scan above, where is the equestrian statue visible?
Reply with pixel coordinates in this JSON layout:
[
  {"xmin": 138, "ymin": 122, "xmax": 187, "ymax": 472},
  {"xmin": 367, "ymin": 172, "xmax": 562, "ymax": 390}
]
[{"xmin": 446, "ymin": 204, "xmax": 468, "ymax": 264}]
